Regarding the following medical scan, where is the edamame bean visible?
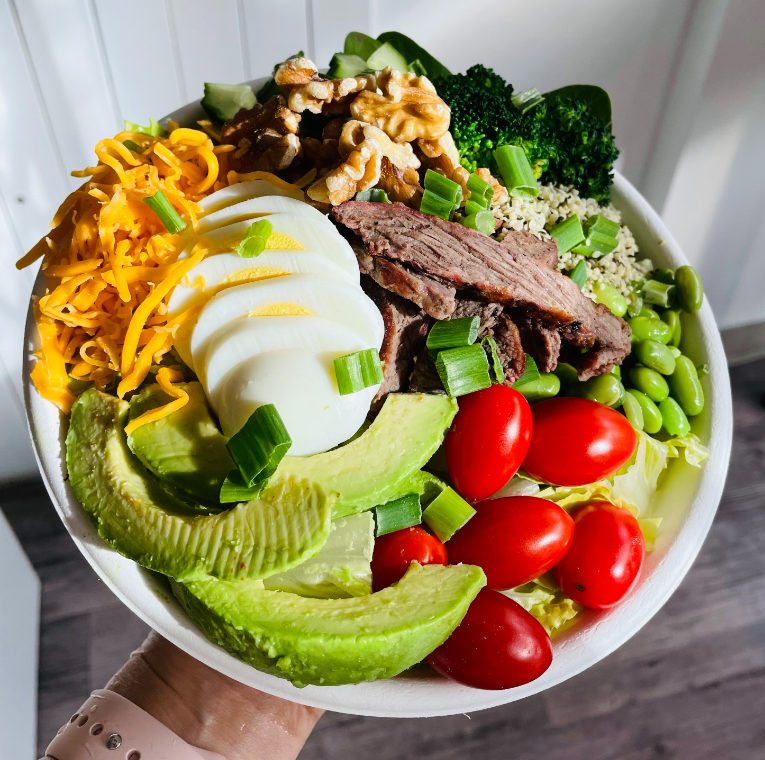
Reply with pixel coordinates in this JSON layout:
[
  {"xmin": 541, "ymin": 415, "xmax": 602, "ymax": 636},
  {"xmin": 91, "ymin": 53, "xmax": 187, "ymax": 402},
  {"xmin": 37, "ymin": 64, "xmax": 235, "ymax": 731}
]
[
  {"xmin": 634, "ymin": 339, "xmax": 676, "ymax": 375},
  {"xmin": 593, "ymin": 281, "xmax": 629, "ymax": 317},
  {"xmin": 668, "ymin": 355, "xmax": 705, "ymax": 416},
  {"xmin": 661, "ymin": 309, "xmax": 682, "ymax": 347},
  {"xmin": 576, "ymin": 374, "xmax": 625, "ymax": 407},
  {"xmin": 659, "ymin": 397, "xmax": 691, "ymax": 436},
  {"xmin": 626, "ymin": 389, "xmax": 663, "ymax": 434},
  {"xmin": 609, "ymin": 364, "xmax": 622, "ymax": 379},
  {"xmin": 668, "ymin": 345, "xmax": 681, "ymax": 358},
  {"xmin": 628, "ymin": 365, "xmax": 669, "ymax": 402},
  {"xmin": 675, "ymin": 265, "xmax": 704, "ymax": 313},
  {"xmin": 553, "ymin": 362, "xmax": 579, "ymax": 388},
  {"xmin": 638, "ymin": 306, "xmax": 661, "ymax": 320},
  {"xmin": 515, "ymin": 373, "xmax": 561, "ymax": 402},
  {"xmin": 652, "ymin": 268, "xmax": 675, "ymax": 284},
  {"xmin": 620, "ymin": 391, "xmax": 644, "ymax": 431},
  {"xmin": 627, "ymin": 293, "xmax": 643, "ymax": 318},
  {"xmin": 628, "ymin": 316, "xmax": 672, "ymax": 344}
]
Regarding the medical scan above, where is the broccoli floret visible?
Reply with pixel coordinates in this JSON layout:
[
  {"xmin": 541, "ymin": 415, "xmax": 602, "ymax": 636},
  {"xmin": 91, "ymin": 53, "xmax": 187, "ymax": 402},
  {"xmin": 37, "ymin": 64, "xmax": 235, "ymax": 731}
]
[{"xmin": 435, "ymin": 66, "xmax": 619, "ymax": 202}]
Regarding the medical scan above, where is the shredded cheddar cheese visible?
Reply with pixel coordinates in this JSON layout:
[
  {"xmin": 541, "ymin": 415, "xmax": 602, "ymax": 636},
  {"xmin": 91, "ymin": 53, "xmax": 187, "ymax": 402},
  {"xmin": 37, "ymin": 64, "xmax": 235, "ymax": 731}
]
[
  {"xmin": 17, "ymin": 127, "xmax": 240, "ymax": 420},
  {"xmin": 124, "ymin": 367, "xmax": 189, "ymax": 435}
]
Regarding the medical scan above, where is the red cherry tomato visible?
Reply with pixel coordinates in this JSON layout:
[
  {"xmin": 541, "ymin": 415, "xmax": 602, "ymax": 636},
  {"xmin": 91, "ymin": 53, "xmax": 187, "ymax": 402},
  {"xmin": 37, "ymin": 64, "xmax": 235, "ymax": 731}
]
[
  {"xmin": 427, "ymin": 588, "xmax": 552, "ymax": 690},
  {"xmin": 445, "ymin": 385, "xmax": 532, "ymax": 502},
  {"xmin": 371, "ymin": 526, "xmax": 448, "ymax": 591},
  {"xmin": 523, "ymin": 397, "xmax": 637, "ymax": 486},
  {"xmin": 555, "ymin": 501, "xmax": 645, "ymax": 609},
  {"xmin": 447, "ymin": 496, "xmax": 574, "ymax": 590}
]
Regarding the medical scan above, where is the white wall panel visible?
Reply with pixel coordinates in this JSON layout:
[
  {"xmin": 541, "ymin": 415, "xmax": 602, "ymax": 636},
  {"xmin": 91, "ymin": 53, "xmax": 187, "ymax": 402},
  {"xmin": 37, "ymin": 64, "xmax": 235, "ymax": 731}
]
[
  {"xmin": 310, "ymin": 0, "xmax": 370, "ymax": 68},
  {"xmin": 370, "ymin": 0, "xmax": 692, "ymax": 186},
  {"xmin": 240, "ymin": 0, "xmax": 309, "ymax": 80},
  {"xmin": 14, "ymin": 0, "xmax": 119, "ymax": 173},
  {"xmin": 170, "ymin": 0, "xmax": 245, "ymax": 98},
  {"xmin": 92, "ymin": 0, "xmax": 185, "ymax": 122}
]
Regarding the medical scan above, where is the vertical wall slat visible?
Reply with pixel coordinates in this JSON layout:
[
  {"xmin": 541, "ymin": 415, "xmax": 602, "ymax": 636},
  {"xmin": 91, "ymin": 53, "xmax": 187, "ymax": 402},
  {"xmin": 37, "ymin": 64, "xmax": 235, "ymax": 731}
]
[
  {"xmin": 92, "ymin": 0, "xmax": 185, "ymax": 121},
  {"xmin": 309, "ymin": 0, "xmax": 370, "ymax": 68},
  {"xmin": 14, "ymin": 0, "xmax": 120, "ymax": 173},
  {"xmin": 169, "ymin": 0, "xmax": 246, "ymax": 96},
  {"xmin": 240, "ymin": 0, "xmax": 309, "ymax": 80}
]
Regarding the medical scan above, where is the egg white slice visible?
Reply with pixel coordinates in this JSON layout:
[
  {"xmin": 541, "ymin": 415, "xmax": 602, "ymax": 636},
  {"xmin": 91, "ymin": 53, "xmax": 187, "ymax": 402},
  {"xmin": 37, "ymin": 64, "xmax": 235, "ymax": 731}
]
[
  {"xmin": 196, "ymin": 194, "xmax": 325, "ymax": 234},
  {"xmin": 185, "ymin": 213, "xmax": 359, "ymax": 279},
  {"xmin": 190, "ymin": 274, "xmax": 384, "ymax": 376},
  {"xmin": 213, "ymin": 348, "xmax": 378, "ymax": 454},
  {"xmin": 198, "ymin": 179, "xmax": 304, "ymax": 214},
  {"xmin": 202, "ymin": 315, "xmax": 368, "ymax": 402}
]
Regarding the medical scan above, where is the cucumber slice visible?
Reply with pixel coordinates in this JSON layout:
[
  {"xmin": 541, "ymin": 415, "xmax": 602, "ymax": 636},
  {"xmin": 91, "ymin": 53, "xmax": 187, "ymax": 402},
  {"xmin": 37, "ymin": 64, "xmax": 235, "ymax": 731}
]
[
  {"xmin": 366, "ymin": 42, "xmax": 409, "ymax": 73},
  {"xmin": 201, "ymin": 82, "xmax": 256, "ymax": 123},
  {"xmin": 327, "ymin": 53, "xmax": 369, "ymax": 79}
]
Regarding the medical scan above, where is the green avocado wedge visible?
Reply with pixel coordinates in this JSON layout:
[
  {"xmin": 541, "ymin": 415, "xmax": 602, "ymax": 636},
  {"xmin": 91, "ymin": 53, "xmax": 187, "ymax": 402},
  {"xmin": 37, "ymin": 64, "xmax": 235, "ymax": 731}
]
[
  {"xmin": 127, "ymin": 382, "xmax": 234, "ymax": 510},
  {"xmin": 66, "ymin": 389, "xmax": 333, "ymax": 582},
  {"xmin": 171, "ymin": 562, "xmax": 486, "ymax": 686},
  {"xmin": 278, "ymin": 393, "xmax": 458, "ymax": 518}
]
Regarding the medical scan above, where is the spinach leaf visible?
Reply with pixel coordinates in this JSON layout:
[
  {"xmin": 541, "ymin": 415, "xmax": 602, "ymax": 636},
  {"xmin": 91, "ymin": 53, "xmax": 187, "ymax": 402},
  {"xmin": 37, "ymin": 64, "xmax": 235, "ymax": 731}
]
[
  {"xmin": 376, "ymin": 31, "xmax": 452, "ymax": 80},
  {"xmin": 544, "ymin": 84, "xmax": 613, "ymax": 128},
  {"xmin": 344, "ymin": 31, "xmax": 381, "ymax": 60}
]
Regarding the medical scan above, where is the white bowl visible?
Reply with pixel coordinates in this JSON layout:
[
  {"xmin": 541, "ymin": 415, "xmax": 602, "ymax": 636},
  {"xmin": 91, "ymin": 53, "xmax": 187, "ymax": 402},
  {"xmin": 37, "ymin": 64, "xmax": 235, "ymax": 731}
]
[{"xmin": 23, "ymin": 93, "xmax": 732, "ymax": 716}]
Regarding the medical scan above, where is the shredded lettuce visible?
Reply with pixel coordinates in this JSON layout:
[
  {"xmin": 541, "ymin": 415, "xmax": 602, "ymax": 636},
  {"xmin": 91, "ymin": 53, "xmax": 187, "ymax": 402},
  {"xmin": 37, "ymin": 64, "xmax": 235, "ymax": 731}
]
[
  {"xmin": 503, "ymin": 582, "xmax": 580, "ymax": 636},
  {"xmin": 264, "ymin": 512, "xmax": 374, "ymax": 598}
]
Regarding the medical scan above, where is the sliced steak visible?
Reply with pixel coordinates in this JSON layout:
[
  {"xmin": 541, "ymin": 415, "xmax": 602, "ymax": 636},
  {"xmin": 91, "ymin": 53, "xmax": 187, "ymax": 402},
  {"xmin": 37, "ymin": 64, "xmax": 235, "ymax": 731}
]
[
  {"xmin": 361, "ymin": 276, "xmax": 429, "ymax": 401},
  {"xmin": 493, "ymin": 314, "xmax": 526, "ymax": 384},
  {"xmin": 354, "ymin": 243, "xmax": 456, "ymax": 319},
  {"xmin": 451, "ymin": 296, "xmax": 503, "ymax": 338},
  {"xmin": 500, "ymin": 229, "xmax": 558, "ymax": 270},
  {"xmin": 333, "ymin": 202, "xmax": 630, "ymax": 378},
  {"xmin": 514, "ymin": 314, "xmax": 562, "ymax": 373}
]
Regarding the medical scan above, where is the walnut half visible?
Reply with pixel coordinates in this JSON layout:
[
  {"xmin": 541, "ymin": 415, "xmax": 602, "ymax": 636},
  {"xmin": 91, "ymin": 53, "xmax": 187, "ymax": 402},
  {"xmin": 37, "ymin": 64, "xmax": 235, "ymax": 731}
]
[{"xmin": 350, "ymin": 68, "xmax": 451, "ymax": 143}]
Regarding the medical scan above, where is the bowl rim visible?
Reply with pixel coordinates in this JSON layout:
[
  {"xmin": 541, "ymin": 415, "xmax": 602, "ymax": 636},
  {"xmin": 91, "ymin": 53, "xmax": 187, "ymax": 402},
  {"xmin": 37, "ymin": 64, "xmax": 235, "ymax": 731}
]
[{"xmin": 22, "ymin": 129, "xmax": 733, "ymax": 716}]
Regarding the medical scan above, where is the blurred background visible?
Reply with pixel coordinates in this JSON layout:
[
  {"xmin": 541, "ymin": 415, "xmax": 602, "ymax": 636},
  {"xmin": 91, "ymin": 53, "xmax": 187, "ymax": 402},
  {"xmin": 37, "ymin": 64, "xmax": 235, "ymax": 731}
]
[{"xmin": 1, "ymin": 1, "xmax": 763, "ymax": 757}]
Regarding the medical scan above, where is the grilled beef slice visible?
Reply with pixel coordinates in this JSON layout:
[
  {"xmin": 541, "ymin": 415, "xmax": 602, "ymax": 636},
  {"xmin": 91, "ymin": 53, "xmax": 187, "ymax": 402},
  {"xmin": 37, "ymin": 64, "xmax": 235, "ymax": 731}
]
[
  {"xmin": 500, "ymin": 229, "xmax": 558, "ymax": 269},
  {"xmin": 333, "ymin": 201, "xmax": 630, "ymax": 379},
  {"xmin": 514, "ymin": 314, "xmax": 562, "ymax": 373}
]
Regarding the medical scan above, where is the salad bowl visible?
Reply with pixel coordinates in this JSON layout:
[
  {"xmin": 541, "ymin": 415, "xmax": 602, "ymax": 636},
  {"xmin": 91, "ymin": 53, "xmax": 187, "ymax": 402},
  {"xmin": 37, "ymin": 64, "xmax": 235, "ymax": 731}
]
[{"xmin": 22, "ymin": 86, "xmax": 733, "ymax": 717}]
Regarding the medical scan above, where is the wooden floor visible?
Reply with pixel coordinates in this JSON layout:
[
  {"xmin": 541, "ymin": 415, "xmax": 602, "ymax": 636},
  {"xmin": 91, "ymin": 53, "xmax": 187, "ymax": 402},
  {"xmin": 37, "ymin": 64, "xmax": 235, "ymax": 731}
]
[{"xmin": 3, "ymin": 358, "xmax": 764, "ymax": 760}]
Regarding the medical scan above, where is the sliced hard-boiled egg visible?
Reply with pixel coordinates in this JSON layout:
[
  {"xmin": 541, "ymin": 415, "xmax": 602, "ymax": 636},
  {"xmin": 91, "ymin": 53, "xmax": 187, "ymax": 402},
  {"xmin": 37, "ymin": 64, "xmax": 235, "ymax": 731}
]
[
  {"xmin": 202, "ymin": 314, "xmax": 369, "ymax": 404},
  {"xmin": 196, "ymin": 194, "xmax": 325, "ymax": 234},
  {"xmin": 213, "ymin": 348, "xmax": 378, "ymax": 455},
  {"xmin": 185, "ymin": 213, "xmax": 359, "ymax": 279},
  {"xmin": 197, "ymin": 179, "xmax": 304, "ymax": 215},
  {"xmin": 189, "ymin": 275, "xmax": 384, "ymax": 377}
]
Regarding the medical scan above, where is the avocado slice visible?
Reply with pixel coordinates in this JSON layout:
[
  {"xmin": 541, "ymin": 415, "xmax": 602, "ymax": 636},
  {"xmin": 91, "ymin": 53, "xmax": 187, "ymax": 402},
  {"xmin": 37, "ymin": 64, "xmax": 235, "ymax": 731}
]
[
  {"xmin": 172, "ymin": 562, "xmax": 486, "ymax": 686},
  {"xmin": 279, "ymin": 393, "xmax": 457, "ymax": 518},
  {"xmin": 66, "ymin": 389, "xmax": 333, "ymax": 581},
  {"xmin": 127, "ymin": 382, "xmax": 233, "ymax": 510},
  {"xmin": 125, "ymin": 383, "xmax": 456, "ymax": 519}
]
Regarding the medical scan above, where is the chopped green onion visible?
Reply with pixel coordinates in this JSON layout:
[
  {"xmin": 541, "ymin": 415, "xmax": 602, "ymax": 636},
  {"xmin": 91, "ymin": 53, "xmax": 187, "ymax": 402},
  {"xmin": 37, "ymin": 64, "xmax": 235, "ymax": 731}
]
[
  {"xmin": 333, "ymin": 348, "xmax": 384, "ymax": 395},
  {"xmin": 236, "ymin": 219, "xmax": 272, "ymax": 258},
  {"xmin": 226, "ymin": 404, "xmax": 292, "ymax": 488},
  {"xmin": 122, "ymin": 139, "xmax": 142, "ymax": 153},
  {"xmin": 427, "ymin": 316, "xmax": 479, "ymax": 351},
  {"xmin": 219, "ymin": 470, "xmax": 264, "ymax": 504},
  {"xmin": 461, "ymin": 210, "xmax": 495, "ymax": 235},
  {"xmin": 374, "ymin": 494, "xmax": 422, "ymax": 536},
  {"xmin": 652, "ymin": 267, "xmax": 675, "ymax": 284},
  {"xmin": 584, "ymin": 214, "xmax": 620, "ymax": 238},
  {"xmin": 422, "ymin": 487, "xmax": 476, "ymax": 542},
  {"xmin": 642, "ymin": 279, "xmax": 675, "ymax": 308},
  {"xmin": 571, "ymin": 230, "xmax": 618, "ymax": 257},
  {"xmin": 355, "ymin": 188, "xmax": 391, "ymax": 203},
  {"xmin": 424, "ymin": 169, "xmax": 462, "ymax": 205},
  {"xmin": 420, "ymin": 189, "xmax": 456, "ymax": 220},
  {"xmin": 593, "ymin": 281, "xmax": 629, "ymax": 317},
  {"xmin": 493, "ymin": 145, "xmax": 538, "ymax": 198},
  {"xmin": 466, "ymin": 173, "xmax": 494, "ymax": 208},
  {"xmin": 142, "ymin": 190, "xmax": 186, "ymax": 234},
  {"xmin": 512, "ymin": 354, "xmax": 540, "ymax": 388},
  {"xmin": 569, "ymin": 260, "xmax": 587, "ymax": 289},
  {"xmin": 511, "ymin": 87, "xmax": 545, "ymax": 114},
  {"xmin": 124, "ymin": 117, "xmax": 165, "ymax": 136},
  {"xmin": 482, "ymin": 336, "xmax": 504, "ymax": 384},
  {"xmin": 408, "ymin": 59, "xmax": 427, "ymax": 76},
  {"xmin": 463, "ymin": 199, "xmax": 486, "ymax": 217},
  {"xmin": 434, "ymin": 344, "xmax": 492, "ymax": 397},
  {"xmin": 548, "ymin": 215, "xmax": 585, "ymax": 254},
  {"xmin": 626, "ymin": 292, "xmax": 643, "ymax": 318}
]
